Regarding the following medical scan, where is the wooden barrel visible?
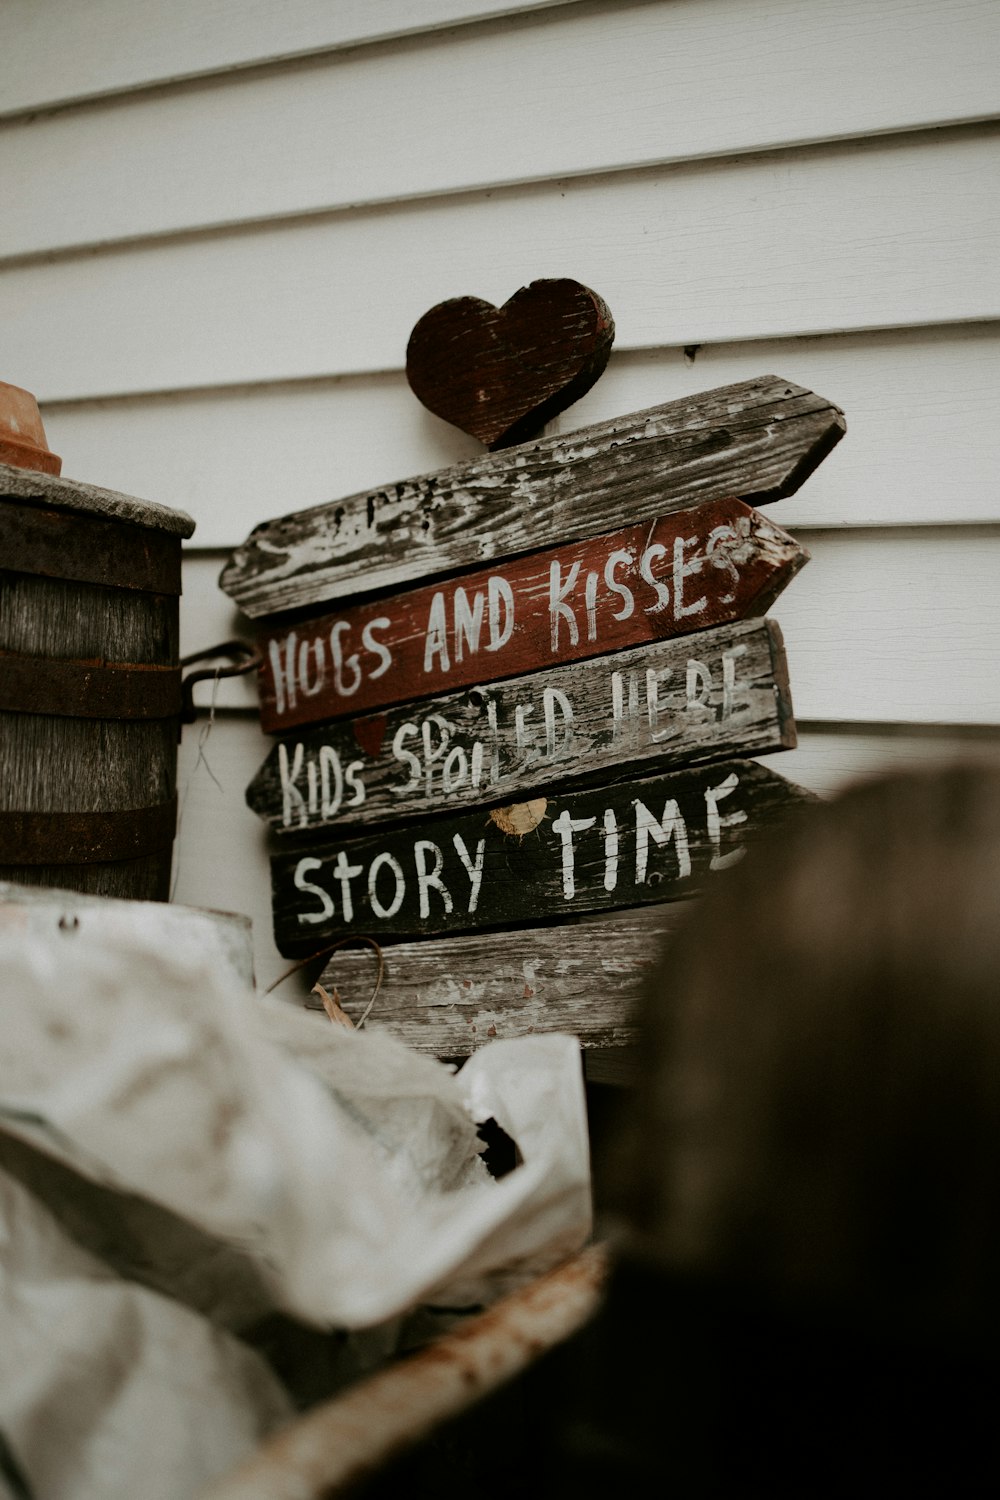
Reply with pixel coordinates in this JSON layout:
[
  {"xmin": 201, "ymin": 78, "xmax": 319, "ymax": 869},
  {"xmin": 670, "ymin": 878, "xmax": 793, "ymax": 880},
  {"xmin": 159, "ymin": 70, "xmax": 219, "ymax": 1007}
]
[{"xmin": 0, "ymin": 462, "xmax": 195, "ymax": 900}]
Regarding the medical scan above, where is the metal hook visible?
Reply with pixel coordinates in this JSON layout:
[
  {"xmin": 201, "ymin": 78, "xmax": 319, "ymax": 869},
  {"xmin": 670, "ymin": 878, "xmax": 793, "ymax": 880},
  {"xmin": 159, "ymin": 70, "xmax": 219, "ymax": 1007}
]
[{"xmin": 179, "ymin": 639, "xmax": 262, "ymax": 724}]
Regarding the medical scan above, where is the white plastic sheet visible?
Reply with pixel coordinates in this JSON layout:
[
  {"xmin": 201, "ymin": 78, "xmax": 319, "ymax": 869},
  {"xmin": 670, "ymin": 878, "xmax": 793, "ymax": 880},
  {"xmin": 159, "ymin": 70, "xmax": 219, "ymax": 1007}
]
[{"xmin": 0, "ymin": 910, "xmax": 592, "ymax": 1498}]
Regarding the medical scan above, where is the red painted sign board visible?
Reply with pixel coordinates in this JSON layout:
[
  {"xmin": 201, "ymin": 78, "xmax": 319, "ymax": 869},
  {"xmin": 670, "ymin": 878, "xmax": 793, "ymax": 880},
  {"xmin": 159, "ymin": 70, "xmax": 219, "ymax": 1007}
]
[{"xmin": 256, "ymin": 496, "xmax": 807, "ymax": 733}]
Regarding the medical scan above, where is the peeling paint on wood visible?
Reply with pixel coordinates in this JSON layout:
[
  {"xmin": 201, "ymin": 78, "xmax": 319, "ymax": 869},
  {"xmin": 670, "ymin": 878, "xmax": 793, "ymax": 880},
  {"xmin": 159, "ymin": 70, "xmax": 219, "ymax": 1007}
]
[
  {"xmin": 311, "ymin": 907, "xmax": 686, "ymax": 1054},
  {"xmin": 219, "ymin": 376, "xmax": 843, "ymax": 618}
]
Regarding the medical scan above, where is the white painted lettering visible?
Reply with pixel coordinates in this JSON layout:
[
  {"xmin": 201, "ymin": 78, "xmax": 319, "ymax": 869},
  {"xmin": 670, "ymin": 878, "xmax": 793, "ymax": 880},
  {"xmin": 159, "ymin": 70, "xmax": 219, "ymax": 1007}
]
[
  {"xmin": 705, "ymin": 772, "xmax": 748, "ymax": 870},
  {"xmin": 391, "ymin": 722, "xmax": 421, "ymax": 793},
  {"xmin": 604, "ymin": 549, "xmax": 635, "ymax": 621},
  {"xmin": 549, "ymin": 560, "xmax": 581, "ymax": 652},
  {"xmin": 611, "ymin": 670, "xmax": 630, "ymax": 745},
  {"xmin": 293, "ymin": 857, "xmax": 334, "ymax": 924},
  {"xmin": 603, "ymin": 808, "xmax": 619, "ymax": 892},
  {"xmin": 424, "ymin": 592, "xmax": 450, "ymax": 673},
  {"xmin": 552, "ymin": 809, "xmax": 596, "ymax": 900},
  {"xmin": 612, "ymin": 669, "xmax": 642, "ymax": 747},
  {"xmin": 332, "ymin": 849, "xmax": 363, "ymax": 923},
  {"xmin": 639, "ymin": 543, "xmax": 671, "ymax": 612},
  {"xmin": 278, "ymin": 741, "xmax": 307, "ymax": 828},
  {"xmin": 646, "ymin": 667, "xmax": 674, "ymax": 743},
  {"xmin": 471, "ymin": 739, "xmax": 486, "ymax": 790},
  {"xmin": 330, "ymin": 620, "xmax": 362, "ymax": 697},
  {"xmin": 414, "ymin": 840, "xmax": 454, "ymax": 918},
  {"xmin": 443, "ymin": 744, "xmax": 468, "ymax": 792},
  {"xmin": 421, "ymin": 715, "xmax": 452, "ymax": 797},
  {"xmin": 269, "ymin": 634, "xmax": 297, "ymax": 716},
  {"xmin": 634, "ymin": 799, "xmax": 692, "ymax": 883},
  {"xmin": 722, "ymin": 645, "xmax": 747, "ymax": 719},
  {"xmin": 453, "ymin": 587, "xmax": 485, "ymax": 662},
  {"xmin": 298, "ymin": 637, "xmax": 326, "ymax": 697},
  {"xmin": 486, "ymin": 576, "xmax": 514, "ymax": 652},
  {"xmin": 319, "ymin": 744, "xmax": 343, "ymax": 817},
  {"xmin": 542, "ymin": 687, "xmax": 574, "ymax": 759},
  {"xmin": 361, "ymin": 617, "xmax": 392, "ymax": 679},
  {"xmin": 345, "ymin": 759, "xmax": 366, "ymax": 807},
  {"xmin": 686, "ymin": 659, "xmax": 713, "ymax": 711},
  {"xmin": 585, "ymin": 569, "xmax": 599, "ymax": 641},
  {"xmin": 486, "ymin": 699, "xmax": 501, "ymax": 784},
  {"xmin": 368, "ymin": 852, "xmax": 405, "ymax": 920},
  {"xmin": 673, "ymin": 534, "xmax": 708, "ymax": 619},
  {"xmin": 453, "ymin": 834, "xmax": 486, "ymax": 912}
]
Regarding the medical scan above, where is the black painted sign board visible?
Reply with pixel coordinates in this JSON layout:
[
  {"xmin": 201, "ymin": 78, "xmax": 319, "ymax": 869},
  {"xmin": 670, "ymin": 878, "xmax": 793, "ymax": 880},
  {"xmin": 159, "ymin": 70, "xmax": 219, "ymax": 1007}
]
[{"xmin": 271, "ymin": 757, "xmax": 814, "ymax": 955}]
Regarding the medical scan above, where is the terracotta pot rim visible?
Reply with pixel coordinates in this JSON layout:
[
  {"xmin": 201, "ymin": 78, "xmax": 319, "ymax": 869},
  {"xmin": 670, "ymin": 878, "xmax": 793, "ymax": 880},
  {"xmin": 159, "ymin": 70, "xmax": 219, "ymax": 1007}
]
[{"xmin": 0, "ymin": 379, "xmax": 62, "ymax": 476}]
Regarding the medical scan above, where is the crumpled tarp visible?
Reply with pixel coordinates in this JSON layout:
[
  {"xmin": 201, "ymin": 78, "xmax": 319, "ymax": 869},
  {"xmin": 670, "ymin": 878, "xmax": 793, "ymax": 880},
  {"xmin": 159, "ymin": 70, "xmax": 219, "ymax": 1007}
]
[{"xmin": 0, "ymin": 911, "xmax": 592, "ymax": 1500}]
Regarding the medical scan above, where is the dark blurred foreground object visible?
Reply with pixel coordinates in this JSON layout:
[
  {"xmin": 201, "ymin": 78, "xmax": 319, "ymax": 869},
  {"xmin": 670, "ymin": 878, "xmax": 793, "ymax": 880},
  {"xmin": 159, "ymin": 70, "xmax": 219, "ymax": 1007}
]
[
  {"xmin": 405, "ymin": 278, "xmax": 615, "ymax": 449},
  {"xmin": 203, "ymin": 763, "xmax": 1000, "ymax": 1496},
  {"xmin": 589, "ymin": 760, "xmax": 1000, "ymax": 1492}
]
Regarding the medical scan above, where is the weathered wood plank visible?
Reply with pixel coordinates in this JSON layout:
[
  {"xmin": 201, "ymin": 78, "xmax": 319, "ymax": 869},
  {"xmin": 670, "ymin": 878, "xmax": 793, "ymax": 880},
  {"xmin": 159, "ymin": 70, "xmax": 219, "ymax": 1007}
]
[
  {"xmin": 270, "ymin": 757, "xmax": 814, "ymax": 954},
  {"xmin": 248, "ymin": 617, "xmax": 795, "ymax": 836},
  {"xmin": 220, "ymin": 376, "xmax": 843, "ymax": 618},
  {"xmin": 255, "ymin": 498, "xmax": 808, "ymax": 731},
  {"xmin": 311, "ymin": 906, "xmax": 689, "ymax": 1054}
]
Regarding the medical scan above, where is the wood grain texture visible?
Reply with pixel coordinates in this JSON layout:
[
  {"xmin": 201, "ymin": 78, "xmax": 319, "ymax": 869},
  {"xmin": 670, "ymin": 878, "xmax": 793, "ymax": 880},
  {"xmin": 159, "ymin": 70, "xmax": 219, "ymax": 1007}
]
[
  {"xmin": 5, "ymin": 1, "xmax": 999, "ymax": 253},
  {"xmin": 0, "ymin": 523, "xmax": 182, "ymax": 901},
  {"xmin": 220, "ymin": 377, "xmax": 841, "ymax": 618},
  {"xmin": 42, "ymin": 325, "xmax": 1000, "ymax": 544},
  {"xmin": 312, "ymin": 906, "xmax": 689, "ymax": 1054},
  {"xmin": 253, "ymin": 498, "xmax": 807, "ymax": 731},
  {"xmin": 269, "ymin": 757, "xmax": 814, "ymax": 954},
  {"xmin": 247, "ymin": 617, "xmax": 796, "ymax": 835},
  {"xmin": 6, "ymin": 126, "xmax": 997, "ymax": 403},
  {"xmin": 405, "ymin": 279, "xmax": 615, "ymax": 449}
]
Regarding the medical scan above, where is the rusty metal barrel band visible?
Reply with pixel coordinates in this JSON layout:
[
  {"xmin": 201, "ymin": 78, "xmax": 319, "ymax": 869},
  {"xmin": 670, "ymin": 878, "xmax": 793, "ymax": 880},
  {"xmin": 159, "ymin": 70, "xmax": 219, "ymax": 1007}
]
[
  {"xmin": 0, "ymin": 501, "xmax": 181, "ymax": 594},
  {"xmin": 0, "ymin": 653, "xmax": 182, "ymax": 719},
  {"xmin": 0, "ymin": 798, "xmax": 179, "ymax": 865}
]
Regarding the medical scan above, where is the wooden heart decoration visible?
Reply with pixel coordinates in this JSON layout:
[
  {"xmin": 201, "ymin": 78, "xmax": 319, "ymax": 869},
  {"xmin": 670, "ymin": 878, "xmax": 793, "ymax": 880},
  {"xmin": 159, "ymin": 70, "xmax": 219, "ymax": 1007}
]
[{"xmin": 405, "ymin": 278, "xmax": 615, "ymax": 450}]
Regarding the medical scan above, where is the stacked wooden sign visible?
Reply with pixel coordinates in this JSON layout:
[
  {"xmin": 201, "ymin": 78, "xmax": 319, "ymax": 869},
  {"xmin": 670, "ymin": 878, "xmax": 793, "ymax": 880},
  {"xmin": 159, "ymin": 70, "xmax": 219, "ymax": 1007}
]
[{"xmin": 222, "ymin": 343, "xmax": 844, "ymax": 1061}]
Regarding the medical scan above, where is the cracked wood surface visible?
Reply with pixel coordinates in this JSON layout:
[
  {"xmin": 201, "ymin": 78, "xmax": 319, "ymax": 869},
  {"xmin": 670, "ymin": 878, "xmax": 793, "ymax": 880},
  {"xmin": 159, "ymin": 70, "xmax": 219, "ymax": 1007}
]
[{"xmin": 220, "ymin": 376, "xmax": 843, "ymax": 618}]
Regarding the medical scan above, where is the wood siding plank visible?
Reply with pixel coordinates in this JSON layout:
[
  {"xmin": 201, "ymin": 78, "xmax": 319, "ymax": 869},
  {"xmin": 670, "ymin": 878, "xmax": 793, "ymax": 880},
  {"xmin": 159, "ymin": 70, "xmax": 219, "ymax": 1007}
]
[
  {"xmin": 0, "ymin": 0, "xmax": 573, "ymax": 115},
  {"xmin": 5, "ymin": 127, "xmax": 998, "ymax": 402},
  {"xmin": 41, "ymin": 325, "xmax": 1000, "ymax": 543},
  {"xmin": 5, "ymin": 0, "xmax": 999, "ymax": 256}
]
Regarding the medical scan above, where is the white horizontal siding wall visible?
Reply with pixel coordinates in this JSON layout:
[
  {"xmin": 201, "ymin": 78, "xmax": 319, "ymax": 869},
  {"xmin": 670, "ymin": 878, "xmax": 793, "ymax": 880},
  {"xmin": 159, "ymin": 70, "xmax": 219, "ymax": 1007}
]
[{"xmin": 3, "ymin": 0, "xmax": 997, "ymax": 992}]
